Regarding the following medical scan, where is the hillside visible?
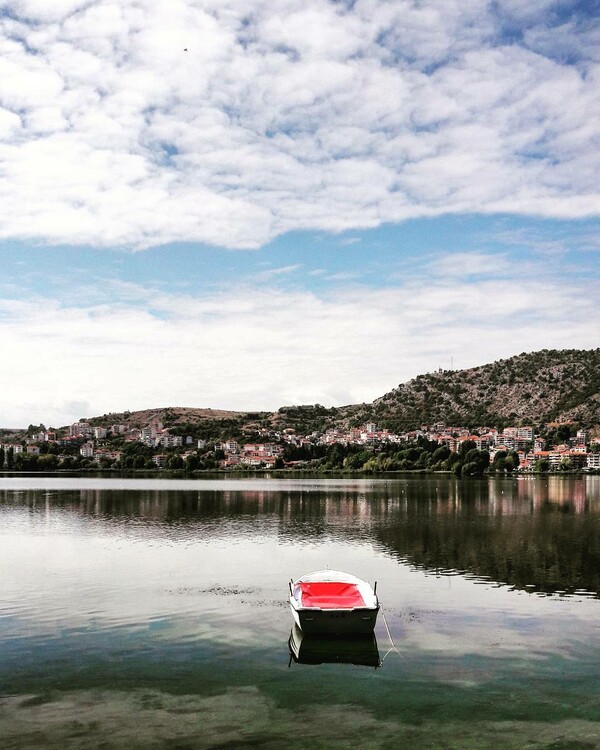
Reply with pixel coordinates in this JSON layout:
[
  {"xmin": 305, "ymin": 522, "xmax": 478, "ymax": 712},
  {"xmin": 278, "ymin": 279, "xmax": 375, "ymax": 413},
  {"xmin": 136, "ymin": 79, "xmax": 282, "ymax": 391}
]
[
  {"xmin": 88, "ymin": 406, "xmax": 247, "ymax": 428},
  {"xmin": 15, "ymin": 348, "xmax": 599, "ymax": 438},
  {"xmin": 86, "ymin": 406, "xmax": 276, "ymax": 441},
  {"xmin": 349, "ymin": 348, "xmax": 600, "ymax": 433}
]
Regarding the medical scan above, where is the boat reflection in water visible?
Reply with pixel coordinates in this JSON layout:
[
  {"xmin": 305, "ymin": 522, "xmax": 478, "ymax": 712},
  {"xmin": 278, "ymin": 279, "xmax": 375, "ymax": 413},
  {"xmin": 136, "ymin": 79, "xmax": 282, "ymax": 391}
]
[{"xmin": 288, "ymin": 624, "xmax": 381, "ymax": 668}]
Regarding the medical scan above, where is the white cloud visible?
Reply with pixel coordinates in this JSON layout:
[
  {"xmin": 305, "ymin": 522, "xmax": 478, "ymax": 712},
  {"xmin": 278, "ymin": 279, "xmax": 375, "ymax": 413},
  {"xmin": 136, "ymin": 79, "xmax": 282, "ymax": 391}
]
[
  {"xmin": 255, "ymin": 263, "xmax": 301, "ymax": 279},
  {"xmin": 430, "ymin": 251, "xmax": 512, "ymax": 277},
  {"xmin": 0, "ymin": 0, "xmax": 598, "ymax": 249},
  {"xmin": 0, "ymin": 267, "xmax": 597, "ymax": 427}
]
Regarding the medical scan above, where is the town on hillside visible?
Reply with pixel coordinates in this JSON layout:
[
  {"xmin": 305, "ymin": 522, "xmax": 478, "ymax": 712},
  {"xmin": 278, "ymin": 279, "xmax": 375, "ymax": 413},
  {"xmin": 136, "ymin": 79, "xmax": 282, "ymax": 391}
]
[{"xmin": 1, "ymin": 417, "xmax": 599, "ymax": 474}]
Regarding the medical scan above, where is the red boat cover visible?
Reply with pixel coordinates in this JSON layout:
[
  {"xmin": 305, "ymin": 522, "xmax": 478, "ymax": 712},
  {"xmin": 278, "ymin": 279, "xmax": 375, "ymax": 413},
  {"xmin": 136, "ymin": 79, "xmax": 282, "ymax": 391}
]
[{"xmin": 299, "ymin": 581, "xmax": 366, "ymax": 609}]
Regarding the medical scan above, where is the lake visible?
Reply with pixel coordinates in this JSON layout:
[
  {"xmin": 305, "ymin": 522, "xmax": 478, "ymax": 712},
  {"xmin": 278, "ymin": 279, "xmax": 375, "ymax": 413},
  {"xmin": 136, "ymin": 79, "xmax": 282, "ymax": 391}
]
[{"xmin": 1, "ymin": 475, "xmax": 599, "ymax": 749}]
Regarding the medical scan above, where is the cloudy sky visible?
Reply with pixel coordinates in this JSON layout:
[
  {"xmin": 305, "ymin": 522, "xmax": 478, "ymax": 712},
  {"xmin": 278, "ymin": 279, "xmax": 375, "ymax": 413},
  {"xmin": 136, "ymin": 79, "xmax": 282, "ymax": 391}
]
[{"xmin": 0, "ymin": 0, "xmax": 599, "ymax": 427}]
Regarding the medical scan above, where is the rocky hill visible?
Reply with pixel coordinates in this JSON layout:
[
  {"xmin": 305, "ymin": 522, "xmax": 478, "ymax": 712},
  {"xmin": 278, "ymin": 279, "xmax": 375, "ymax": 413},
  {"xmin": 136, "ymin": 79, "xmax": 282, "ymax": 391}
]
[
  {"xmin": 349, "ymin": 348, "xmax": 600, "ymax": 433},
  {"xmin": 86, "ymin": 406, "xmax": 275, "ymax": 441},
  {"xmin": 88, "ymin": 406, "xmax": 247, "ymax": 429},
  {"xmin": 50, "ymin": 348, "xmax": 600, "ymax": 438}
]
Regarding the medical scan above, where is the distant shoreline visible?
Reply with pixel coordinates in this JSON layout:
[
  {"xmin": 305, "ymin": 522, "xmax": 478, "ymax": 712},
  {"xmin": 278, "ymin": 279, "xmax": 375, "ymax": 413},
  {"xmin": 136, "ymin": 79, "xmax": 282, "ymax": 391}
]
[{"xmin": 1, "ymin": 468, "xmax": 597, "ymax": 479}]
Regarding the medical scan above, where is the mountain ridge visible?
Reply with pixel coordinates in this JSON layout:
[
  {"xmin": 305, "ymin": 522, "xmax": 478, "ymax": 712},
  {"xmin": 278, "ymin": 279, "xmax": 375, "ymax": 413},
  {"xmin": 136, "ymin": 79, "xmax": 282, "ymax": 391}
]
[
  {"xmin": 80, "ymin": 348, "xmax": 600, "ymax": 437},
  {"xmin": 5, "ymin": 348, "xmax": 598, "ymax": 437},
  {"xmin": 350, "ymin": 347, "xmax": 600, "ymax": 434}
]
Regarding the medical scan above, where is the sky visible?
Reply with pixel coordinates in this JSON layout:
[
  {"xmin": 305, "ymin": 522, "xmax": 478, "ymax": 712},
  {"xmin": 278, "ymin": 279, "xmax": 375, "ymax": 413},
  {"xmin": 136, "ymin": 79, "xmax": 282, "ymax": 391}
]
[{"xmin": 0, "ymin": 0, "xmax": 599, "ymax": 428}]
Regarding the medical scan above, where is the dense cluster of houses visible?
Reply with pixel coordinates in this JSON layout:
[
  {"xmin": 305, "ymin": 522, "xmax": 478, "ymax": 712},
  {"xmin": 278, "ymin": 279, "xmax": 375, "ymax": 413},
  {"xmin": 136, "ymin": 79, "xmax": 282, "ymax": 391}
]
[
  {"xmin": 216, "ymin": 441, "xmax": 284, "ymax": 468},
  {"xmin": 216, "ymin": 421, "xmax": 599, "ymax": 471},
  {"xmin": 426, "ymin": 424, "xmax": 598, "ymax": 471},
  {"xmin": 308, "ymin": 421, "xmax": 599, "ymax": 471},
  {"xmin": 1, "ymin": 417, "xmax": 599, "ymax": 472}
]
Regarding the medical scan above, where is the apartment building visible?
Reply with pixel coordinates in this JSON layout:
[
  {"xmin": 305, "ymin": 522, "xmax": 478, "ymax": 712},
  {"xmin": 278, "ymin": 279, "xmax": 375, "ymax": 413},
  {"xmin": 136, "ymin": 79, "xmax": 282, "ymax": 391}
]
[{"xmin": 586, "ymin": 453, "xmax": 600, "ymax": 469}]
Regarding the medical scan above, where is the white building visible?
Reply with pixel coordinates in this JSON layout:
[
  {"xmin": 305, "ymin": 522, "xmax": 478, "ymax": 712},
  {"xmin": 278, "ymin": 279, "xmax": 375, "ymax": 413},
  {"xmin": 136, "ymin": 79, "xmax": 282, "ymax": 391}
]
[
  {"xmin": 70, "ymin": 422, "xmax": 92, "ymax": 437},
  {"xmin": 587, "ymin": 453, "xmax": 600, "ymax": 469},
  {"xmin": 79, "ymin": 441, "xmax": 95, "ymax": 458},
  {"xmin": 141, "ymin": 426, "xmax": 159, "ymax": 443},
  {"xmin": 2, "ymin": 444, "xmax": 24, "ymax": 454},
  {"xmin": 517, "ymin": 426, "xmax": 533, "ymax": 440},
  {"xmin": 159, "ymin": 434, "xmax": 183, "ymax": 448}
]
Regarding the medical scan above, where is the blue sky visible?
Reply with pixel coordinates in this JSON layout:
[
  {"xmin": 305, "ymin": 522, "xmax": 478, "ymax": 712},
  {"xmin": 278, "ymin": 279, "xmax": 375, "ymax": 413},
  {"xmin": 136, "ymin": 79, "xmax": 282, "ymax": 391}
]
[{"xmin": 0, "ymin": 1, "xmax": 598, "ymax": 427}]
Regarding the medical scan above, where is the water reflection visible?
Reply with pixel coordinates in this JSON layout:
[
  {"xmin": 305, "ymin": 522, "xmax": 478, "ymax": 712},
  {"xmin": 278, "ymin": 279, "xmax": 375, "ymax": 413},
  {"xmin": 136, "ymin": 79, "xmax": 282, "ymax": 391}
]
[
  {"xmin": 1, "ymin": 478, "xmax": 600, "ymax": 749},
  {"xmin": 1, "ymin": 477, "xmax": 599, "ymax": 597},
  {"xmin": 371, "ymin": 480, "xmax": 600, "ymax": 597},
  {"xmin": 288, "ymin": 625, "xmax": 381, "ymax": 668}
]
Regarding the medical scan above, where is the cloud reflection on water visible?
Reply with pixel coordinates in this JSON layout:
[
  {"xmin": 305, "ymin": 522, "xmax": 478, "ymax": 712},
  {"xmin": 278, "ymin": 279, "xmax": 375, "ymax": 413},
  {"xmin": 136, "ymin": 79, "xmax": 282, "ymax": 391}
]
[{"xmin": 1, "ymin": 477, "xmax": 600, "ymax": 745}]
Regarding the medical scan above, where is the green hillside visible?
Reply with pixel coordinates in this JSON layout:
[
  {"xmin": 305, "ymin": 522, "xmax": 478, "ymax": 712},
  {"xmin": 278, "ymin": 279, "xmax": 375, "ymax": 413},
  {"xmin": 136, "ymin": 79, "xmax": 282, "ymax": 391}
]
[
  {"xmin": 348, "ymin": 348, "xmax": 600, "ymax": 433},
  {"xmin": 22, "ymin": 348, "xmax": 598, "ymax": 439}
]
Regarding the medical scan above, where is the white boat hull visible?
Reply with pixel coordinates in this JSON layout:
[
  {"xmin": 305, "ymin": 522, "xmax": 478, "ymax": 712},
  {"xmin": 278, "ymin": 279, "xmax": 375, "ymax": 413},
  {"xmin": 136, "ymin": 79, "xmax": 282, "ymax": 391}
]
[
  {"xmin": 291, "ymin": 603, "xmax": 379, "ymax": 635},
  {"xmin": 289, "ymin": 569, "xmax": 380, "ymax": 635}
]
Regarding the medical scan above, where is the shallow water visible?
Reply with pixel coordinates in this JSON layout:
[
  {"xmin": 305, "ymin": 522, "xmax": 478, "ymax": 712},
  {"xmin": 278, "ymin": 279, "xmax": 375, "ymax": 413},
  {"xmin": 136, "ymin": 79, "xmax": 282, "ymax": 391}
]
[{"xmin": 1, "ymin": 475, "xmax": 599, "ymax": 748}]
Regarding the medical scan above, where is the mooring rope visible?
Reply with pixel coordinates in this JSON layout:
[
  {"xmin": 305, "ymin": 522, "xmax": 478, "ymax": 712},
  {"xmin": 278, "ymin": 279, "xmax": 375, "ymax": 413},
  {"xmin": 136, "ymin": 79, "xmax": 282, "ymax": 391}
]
[
  {"xmin": 381, "ymin": 607, "xmax": 396, "ymax": 650},
  {"xmin": 379, "ymin": 607, "xmax": 403, "ymax": 664}
]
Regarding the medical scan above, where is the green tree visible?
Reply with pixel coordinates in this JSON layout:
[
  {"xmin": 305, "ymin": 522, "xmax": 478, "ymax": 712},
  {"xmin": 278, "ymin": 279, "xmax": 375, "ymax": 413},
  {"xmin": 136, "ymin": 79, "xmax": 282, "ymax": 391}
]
[
  {"xmin": 15, "ymin": 453, "xmax": 39, "ymax": 471},
  {"xmin": 415, "ymin": 451, "xmax": 430, "ymax": 469},
  {"xmin": 27, "ymin": 423, "xmax": 46, "ymax": 437},
  {"xmin": 185, "ymin": 454, "xmax": 200, "ymax": 472},
  {"xmin": 459, "ymin": 440, "xmax": 477, "ymax": 457},
  {"xmin": 343, "ymin": 453, "xmax": 364, "ymax": 470},
  {"xmin": 461, "ymin": 462, "xmax": 479, "ymax": 476},
  {"xmin": 167, "ymin": 455, "xmax": 184, "ymax": 470},
  {"xmin": 432, "ymin": 446, "xmax": 450, "ymax": 463},
  {"xmin": 444, "ymin": 451, "xmax": 460, "ymax": 471},
  {"xmin": 493, "ymin": 450, "xmax": 508, "ymax": 472},
  {"xmin": 559, "ymin": 457, "xmax": 572, "ymax": 472},
  {"xmin": 506, "ymin": 451, "xmax": 520, "ymax": 473},
  {"xmin": 132, "ymin": 455, "xmax": 145, "ymax": 470},
  {"xmin": 60, "ymin": 455, "xmax": 81, "ymax": 470},
  {"xmin": 38, "ymin": 454, "xmax": 59, "ymax": 471}
]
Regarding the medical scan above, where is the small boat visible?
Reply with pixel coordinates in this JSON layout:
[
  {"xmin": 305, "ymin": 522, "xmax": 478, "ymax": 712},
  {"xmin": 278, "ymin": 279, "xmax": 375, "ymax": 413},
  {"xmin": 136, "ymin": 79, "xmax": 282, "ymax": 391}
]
[
  {"xmin": 288, "ymin": 624, "xmax": 380, "ymax": 667},
  {"xmin": 289, "ymin": 569, "xmax": 379, "ymax": 635}
]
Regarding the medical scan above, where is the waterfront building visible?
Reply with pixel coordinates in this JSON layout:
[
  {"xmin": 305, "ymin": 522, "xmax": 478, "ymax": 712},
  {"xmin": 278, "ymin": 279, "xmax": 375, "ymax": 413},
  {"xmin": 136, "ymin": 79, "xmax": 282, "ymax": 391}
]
[
  {"xmin": 70, "ymin": 422, "xmax": 92, "ymax": 438},
  {"xmin": 79, "ymin": 441, "xmax": 94, "ymax": 458}
]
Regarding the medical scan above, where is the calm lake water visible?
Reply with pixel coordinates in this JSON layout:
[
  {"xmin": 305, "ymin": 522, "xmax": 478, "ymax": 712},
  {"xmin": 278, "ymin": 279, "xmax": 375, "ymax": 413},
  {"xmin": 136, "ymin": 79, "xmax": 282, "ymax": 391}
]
[{"xmin": 1, "ymin": 475, "xmax": 599, "ymax": 749}]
